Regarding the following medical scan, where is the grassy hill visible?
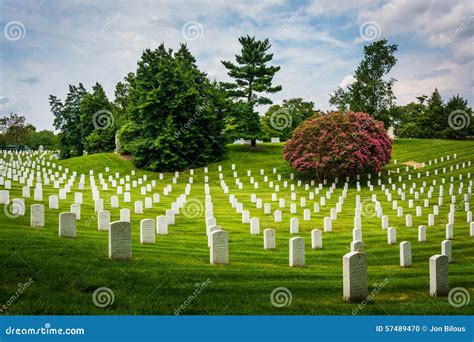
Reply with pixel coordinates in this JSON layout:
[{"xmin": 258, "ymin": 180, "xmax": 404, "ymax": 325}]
[{"xmin": 0, "ymin": 139, "xmax": 473, "ymax": 315}]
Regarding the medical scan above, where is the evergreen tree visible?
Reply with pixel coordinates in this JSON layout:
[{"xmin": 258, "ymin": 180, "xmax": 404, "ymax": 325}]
[
  {"xmin": 50, "ymin": 84, "xmax": 86, "ymax": 158},
  {"xmin": 122, "ymin": 44, "xmax": 228, "ymax": 171},
  {"xmin": 221, "ymin": 35, "xmax": 282, "ymax": 147}
]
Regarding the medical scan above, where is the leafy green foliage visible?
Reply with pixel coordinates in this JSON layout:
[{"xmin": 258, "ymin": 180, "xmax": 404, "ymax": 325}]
[
  {"xmin": 330, "ymin": 39, "xmax": 398, "ymax": 127},
  {"xmin": 396, "ymin": 90, "xmax": 473, "ymax": 139},
  {"xmin": 122, "ymin": 44, "xmax": 228, "ymax": 171},
  {"xmin": 27, "ymin": 130, "xmax": 59, "ymax": 150},
  {"xmin": 0, "ymin": 113, "xmax": 35, "ymax": 146},
  {"xmin": 221, "ymin": 35, "xmax": 282, "ymax": 146},
  {"xmin": 261, "ymin": 98, "xmax": 319, "ymax": 141}
]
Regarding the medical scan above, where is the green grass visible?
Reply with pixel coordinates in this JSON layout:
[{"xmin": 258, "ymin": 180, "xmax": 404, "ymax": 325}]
[{"xmin": 0, "ymin": 139, "xmax": 473, "ymax": 315}]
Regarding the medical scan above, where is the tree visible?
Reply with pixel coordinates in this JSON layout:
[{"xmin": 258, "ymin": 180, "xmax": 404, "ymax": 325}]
[
  {"xmin": 221, "ymin": 35, "xmax": 282, "ymax": 147},
  {"xmin": 0, "ymin": 113, "xmax": 34, "ymax": 145},
  {"xmin": 27, "ymin": 130, "xmax": 59, "ymax": 150},
  {"xmin": 121, "ymin": 44, "xmax": 229, "ymax": 171},
  {"xmin": 330, "ymin": 39, "xmax": 398, "ymax": 127},
  {"xmin": 261, "ymin": 98, "xmax": 319, "ymax": 141},
  {"xmin": 80, "ymin": 82, "xmax": 115, "ymax": 153},
  {"xmin": 283, "ymin": 111, "xmax": 392, "ymax": 179},
  {"xmin": 444, "ymin": 94, "xmax": 473, "ymax": 139},
  {"xmin": 50, "ymin": 84, "xmax": 87, "ymax": 158}
]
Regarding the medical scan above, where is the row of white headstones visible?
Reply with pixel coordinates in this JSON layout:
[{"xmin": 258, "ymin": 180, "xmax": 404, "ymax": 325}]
[{"xmin": 0, "ymin": 150, "xmax": 473, "ymax": 301}]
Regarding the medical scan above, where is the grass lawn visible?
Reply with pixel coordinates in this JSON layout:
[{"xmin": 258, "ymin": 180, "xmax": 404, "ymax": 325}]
[{"xmin": 0, "ymin": 139, "xmax": 473, "ymax": 315}]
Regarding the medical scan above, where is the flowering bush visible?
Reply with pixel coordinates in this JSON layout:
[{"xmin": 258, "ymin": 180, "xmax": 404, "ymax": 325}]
[{"xmin": 283, "ymin": 111, "xmax": 392, "ymax": 178}]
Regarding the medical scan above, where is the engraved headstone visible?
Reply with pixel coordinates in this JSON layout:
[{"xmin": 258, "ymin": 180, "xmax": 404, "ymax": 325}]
[
  {"xmin": 289, "ymin": 237, "xmax": 305, "ymax": 267},
  {"xmin": 108, "ymin": 221, "xmax": 132, "ymax": 260},
  {"xmin": 343, "ymin": 252, "xmax": 368, "ymax": 302},
  {"xmin": 59, "ymin": 212, "xmax": 76, "ymax": 238}
]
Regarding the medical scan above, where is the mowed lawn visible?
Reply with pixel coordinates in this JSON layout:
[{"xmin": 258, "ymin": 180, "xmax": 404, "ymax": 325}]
[{"xmin": 0, "ymin": 139, "xmax": 473, "ymax": 315}]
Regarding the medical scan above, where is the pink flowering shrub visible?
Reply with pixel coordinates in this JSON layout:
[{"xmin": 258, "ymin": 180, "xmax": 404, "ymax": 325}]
[{"xmin": 283, "ymin": 111, "xmax": 392, "ymax": 178}]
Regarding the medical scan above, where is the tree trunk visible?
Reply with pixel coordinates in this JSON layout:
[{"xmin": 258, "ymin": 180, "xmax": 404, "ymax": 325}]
[{"xmin": 250, "ymin": 138, "xmax": 256, "ymax": 147}]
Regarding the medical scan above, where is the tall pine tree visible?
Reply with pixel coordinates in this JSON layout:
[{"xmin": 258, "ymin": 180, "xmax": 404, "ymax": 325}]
[{"xmin": 221, "ymin": 36, "xmax": 282, "ymax": 147}]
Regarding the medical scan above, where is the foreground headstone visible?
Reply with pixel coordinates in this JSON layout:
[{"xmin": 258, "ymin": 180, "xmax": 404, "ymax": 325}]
[
  {"xmin": 429, "ymin": 254, "xmax": 449, "ymax": 296},
  {"xmin": 30, "ymin": 204, "xmax": 44, "ymax": 228},
  {"xmin": 311, "ymin": 229, "xmax": 322, "ymax": 249},
  {"xmin": 343, "ymin": 252, "xmax": 368, "ymax": 302},
  {"xmin": 140, "ymin": 219, "xmax": 155, "ymax": 244},
  {"xmin": 210, "ymin": 229, "xmax": 228, "ymax": 265},
  {"xmin": 289, "ymin": 237, "xmax": 305, "ymax": 267},
  {"xmin": 264, "ymin": 228, "xmax": 276, "ymax": 250},
  {"xmin": 400, "ymin": 241, "xmax": 412, "ymax": 267},
  {"xmin": 59, "ymin": 212, "xmax": 76, "ymax": 238},
  {"xmin": 109, "ymin": 221, "xmax": 132, "ymax": 260}
]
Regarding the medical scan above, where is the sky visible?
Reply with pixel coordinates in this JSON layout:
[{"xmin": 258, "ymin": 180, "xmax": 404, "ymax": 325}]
[{"xmin": 0, "ymin": 0, "xmax": 473, "ymax": 130}]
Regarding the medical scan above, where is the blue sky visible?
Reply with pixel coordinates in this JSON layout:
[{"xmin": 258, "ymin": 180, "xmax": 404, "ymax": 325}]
[{"xmin": 1, "ymin": 0, "xmax": 473, "ymax": 130}]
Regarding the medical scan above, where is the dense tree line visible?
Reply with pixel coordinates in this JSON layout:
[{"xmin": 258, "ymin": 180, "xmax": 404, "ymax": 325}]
[
  {"xmin": 393, "ymin": 89, "xmax": 473, "ymax": 139},
  {"xmin": 0, "ymin": 113, "xmax": 58, "ymax": 150},
  {"xmin": 44, "ymin": 35, "xmax": 471, "ymax": 171}
]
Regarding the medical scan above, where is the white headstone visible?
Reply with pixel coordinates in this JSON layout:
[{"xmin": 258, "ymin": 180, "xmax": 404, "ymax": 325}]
[
  {"xmin": 418, "ymin": 225, "xmax": 427, "ymax": 242},
  {"xmin": 59, "ymin": 212, "xmax": 76, "ymax": 238},
  {"xmin": 156, "ymin": 215, "xmax": 168, "ymax": 235},
  {"xmin": 400, "ymin": 241, "xmax": 412, "ymax": 267},
  {"xmin": 429, "ymin": 254, "xmax": 449, "ymax": 296},
  {"xmin": 108, "ymin": 221, "xmax": 132, "ymax": 260},
  {"xmin": 311, "ymin": 229, "xmax": 322, "ymax": 249},
  {"xmin": 289, "ymin": 237, "xmax": 305, "ymax": 267},
  {"xmin": 250, "ymin": 217, "xmax": 260, "ymax": 235},
  {"xmin": 210, "ymin": 230, "xmax": 229, "ymax": 265},
  {"xmin": 140, "ymin": 218, "xmax": 155, "ymax": 244},
  {"xmin": 343, "ymin": 252, "xmax": 368, "ymax": 302},
  {"xmin": 264, "ymin": 228, "xmax": 276, "ymax": 250},
  {"xmin": 290, "ymin": 217, "xmax": 299, "ymax": 234},
  {"xmin": 120, "ymin": 208, "xmax": 130, "ymax": 222},
  {"xmin": 30, "ymin": 204, "xmax": 44, "ymax": 227},
  {"xmin": 98, "ymin": 210, "xmax": 111, "ymax": 231},
  {"xmin": 387, "ymin": 227, "xmax": 396, "ymax": 245},
  {"xmin": 441, "ymin": 240, "xmax": 452, "ymax": 262}
]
